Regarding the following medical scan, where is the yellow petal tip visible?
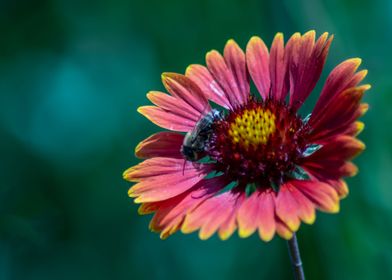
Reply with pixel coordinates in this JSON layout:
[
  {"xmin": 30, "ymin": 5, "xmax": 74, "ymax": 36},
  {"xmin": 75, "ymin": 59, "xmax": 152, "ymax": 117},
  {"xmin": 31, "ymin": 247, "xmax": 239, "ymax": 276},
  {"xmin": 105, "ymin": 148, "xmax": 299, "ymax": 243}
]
[
  {"xmin": 274, "ymin": 32, "xmax": 284, "ymax": 39},
  {"xmin": 258, "ymin": 230, "xmax": 274, "ymax": 242},
  {"xmin": 238, "ymin": 228, "xmax": 254, "ymax": 238},
  {"xmin": 218, "ymin": 231, "xmax": 232, "ymax": 241}
]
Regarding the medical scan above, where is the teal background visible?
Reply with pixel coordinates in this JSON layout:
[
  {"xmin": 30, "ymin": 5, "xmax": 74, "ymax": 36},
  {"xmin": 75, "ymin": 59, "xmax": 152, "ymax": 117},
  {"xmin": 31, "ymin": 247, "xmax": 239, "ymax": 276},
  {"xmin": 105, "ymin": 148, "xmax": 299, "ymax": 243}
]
[{"xmin": 1, "ymin": 0, "xmax": 391, "ymax": 279}]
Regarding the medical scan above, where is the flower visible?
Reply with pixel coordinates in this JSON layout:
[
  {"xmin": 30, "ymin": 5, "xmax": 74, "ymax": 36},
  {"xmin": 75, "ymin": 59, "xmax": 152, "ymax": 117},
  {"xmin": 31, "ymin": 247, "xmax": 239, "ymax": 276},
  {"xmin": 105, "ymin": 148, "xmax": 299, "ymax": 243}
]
[{"xmin": 123, "ymin": 31, "xmax": 369, "ymax": 241}]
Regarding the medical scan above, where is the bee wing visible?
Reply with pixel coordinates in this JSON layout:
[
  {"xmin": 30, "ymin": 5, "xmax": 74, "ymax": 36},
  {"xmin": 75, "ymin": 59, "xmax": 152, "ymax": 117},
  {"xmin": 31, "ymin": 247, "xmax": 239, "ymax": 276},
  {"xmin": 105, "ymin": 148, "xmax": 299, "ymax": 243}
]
[{"xmin": 190, "ymin": 109, "xmax": 223, "ymax": 144}]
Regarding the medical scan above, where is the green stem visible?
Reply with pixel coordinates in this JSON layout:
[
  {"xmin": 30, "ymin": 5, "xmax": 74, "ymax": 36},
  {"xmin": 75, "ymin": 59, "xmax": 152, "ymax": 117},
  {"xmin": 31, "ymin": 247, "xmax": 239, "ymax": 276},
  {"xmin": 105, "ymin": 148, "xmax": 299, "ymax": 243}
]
[{"xmin": 287, "ymin": 233, "xmax": 305, "ymax": 280}]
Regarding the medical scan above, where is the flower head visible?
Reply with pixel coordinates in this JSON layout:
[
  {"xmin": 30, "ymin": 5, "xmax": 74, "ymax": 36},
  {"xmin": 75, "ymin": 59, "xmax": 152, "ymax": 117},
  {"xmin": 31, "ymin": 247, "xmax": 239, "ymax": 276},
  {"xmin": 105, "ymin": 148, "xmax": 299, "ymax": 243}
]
[{"xmin": 123, "ymin": 31, "xmax": 369, "ymax": 241}]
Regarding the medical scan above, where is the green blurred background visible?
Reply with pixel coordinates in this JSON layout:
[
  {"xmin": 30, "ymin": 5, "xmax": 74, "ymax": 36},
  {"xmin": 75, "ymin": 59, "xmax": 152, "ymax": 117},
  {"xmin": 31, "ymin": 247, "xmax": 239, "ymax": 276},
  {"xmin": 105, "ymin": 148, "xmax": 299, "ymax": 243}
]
[{"xmin": 1, "ymin": 0, "xmax": 391, "ymax": 279}]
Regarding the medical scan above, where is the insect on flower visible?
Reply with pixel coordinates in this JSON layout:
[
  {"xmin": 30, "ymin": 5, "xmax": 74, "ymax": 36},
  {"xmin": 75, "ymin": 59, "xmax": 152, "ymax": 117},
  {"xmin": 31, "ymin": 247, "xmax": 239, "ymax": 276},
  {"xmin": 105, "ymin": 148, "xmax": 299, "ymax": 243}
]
[
  {"xmin": 124, "ymin": 31, "xmax": 369, "ymax": 241},
  {"xmin": 181, "ymin": 109, "xmax": 224, "ymax": 162}
]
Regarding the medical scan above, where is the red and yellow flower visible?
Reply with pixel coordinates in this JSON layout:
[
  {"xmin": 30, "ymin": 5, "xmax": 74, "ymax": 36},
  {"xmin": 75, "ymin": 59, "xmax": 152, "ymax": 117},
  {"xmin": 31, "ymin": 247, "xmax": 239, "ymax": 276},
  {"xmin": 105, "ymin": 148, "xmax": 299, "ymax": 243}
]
[{"xmin": 123, "ymin": 31, "xmax": 369, "ymax": 241}]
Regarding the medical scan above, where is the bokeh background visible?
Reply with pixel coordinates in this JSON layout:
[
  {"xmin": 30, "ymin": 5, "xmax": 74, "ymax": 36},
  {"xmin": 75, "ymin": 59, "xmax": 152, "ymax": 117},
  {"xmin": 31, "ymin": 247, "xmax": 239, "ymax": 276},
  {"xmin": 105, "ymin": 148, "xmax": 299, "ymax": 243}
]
[{"xmin": 1, "ymin": 0, "xmax": 391, "ymax": 279}]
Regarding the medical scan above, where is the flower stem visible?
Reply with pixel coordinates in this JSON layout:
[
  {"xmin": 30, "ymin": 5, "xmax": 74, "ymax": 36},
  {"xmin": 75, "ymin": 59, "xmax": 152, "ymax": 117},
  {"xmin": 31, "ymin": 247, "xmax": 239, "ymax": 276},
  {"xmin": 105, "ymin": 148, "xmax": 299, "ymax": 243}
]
[{"xmin": 287, "ymin": 233, "xmax": 305, "ymax": 280}]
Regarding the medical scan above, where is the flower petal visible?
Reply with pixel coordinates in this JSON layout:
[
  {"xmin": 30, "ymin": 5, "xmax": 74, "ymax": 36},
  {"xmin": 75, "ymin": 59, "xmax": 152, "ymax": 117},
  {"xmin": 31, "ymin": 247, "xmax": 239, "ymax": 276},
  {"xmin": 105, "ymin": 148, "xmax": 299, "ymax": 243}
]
[
  {"xmin": 237, "ymin": 191, "xmax": 261, "ymax": 238},
  {"xmin": 182, "ymin": 190, "xmax": 244, "ymax": 240},
  {"xmin": 302, "ymin": 159, "xmax": 358, "ymax": 181},
  {"xmin": 147, "ymin": 91, "xmax": 200, "ymax": 123},
  {"xmin": 237, "ymin": 189, "xmax": 276, "ymax": 241},
  {"xmin": 137, "ymin": 106, "xmax": 195, "ymax": 132},
  {"xmin": 246, "ymin": 36, "xmax": 270, "ymax": 99},
  {"xmin": 308, "ymin": 85, "xmax": 370, "ymax": 142},
  {"xmin": 269, "ymin": 33, "xmax": 289, "ymax": 101},
  {"xmin": 300, "ymin": 135, "xmax": 362, "ymax": 180},
  {"xmin": 275, "ymin": 184, "xmax": 300, "ymax": 231},
  {"xmin": 293, "ymin": 180, "xmax": 339, "ymax": 213},
  {"xmin": 345, "ymin": 121, "xmax": 365, "ymax": 137},
  {"xmin": 124, "ymin": 158, "xmax": 204, "ymax": 203},
  {"xmin": 276, "ymin": 182, "xmax": 316, "ymax": 232},
  {"xmin": 312, "ymin": 58, "xmax": 365, "ymax": 118},
  {"xmin": 206, "ymin": 50, "xmax": 245, "ymax": 108},
  {"xmin": 186, "ymin": 64, "xmax": 231, "ymax": 108},
  {"xmin": 278, "ymin": 32, "xmax": 300, "ymax": 101},
  {"xmin": 289, "ymin": 31, "xmax": 333, "ymax": 111},
  {"xmin": 307, "ymin": 135, "xmax": 365, "ymax": 161},
  {"xmin": 275, "ymin": 217, "xmax": 293, "ymax": 240},
  {"xmin": 162, "ymin": 73, "xmax": 211, "ymax": 115},
  {"xmin": 326, "ymin": 179, "xmax": 349, "ymax": 199},
  {"xmin": 224, "ymin": 39, "xmax": 249, "ymax": 104},
  {"xmin": 218, "ymin": 206, "xmax": 238, "ymax": 241},
  {"xmin": 146, "ymin": 176, "xmax": 226, "ymax": 239},
  {"xmin": 135, "ymin": 132, "xmax": 184, "ymax": 159},
  {"xmin": 257, "ymin": 190, "xmax": 276, "ymax": 241}
]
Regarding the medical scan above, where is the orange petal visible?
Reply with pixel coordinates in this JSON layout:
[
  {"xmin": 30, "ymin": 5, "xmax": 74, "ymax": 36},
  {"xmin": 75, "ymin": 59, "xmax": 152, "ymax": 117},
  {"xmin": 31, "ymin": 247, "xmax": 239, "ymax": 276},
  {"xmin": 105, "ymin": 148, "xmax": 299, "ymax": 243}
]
[
  {"xmin": 182, "ymin": 191, "xmax": 244, "ymax": 240},
  {"xmin": 276, "ymin": 184, "xmax": 301, "ymax": 231},
  {"xmin": 148, "ymin": 176, "xmax": 227, "ymax": 239},
  {"xmin": 237, "ymin": 192, "xmax": 260, "ymax": 238},
  {"xmin": 257, "ymin": 190, "xmax": 276, "ymax": 241},
  {"xmin": 237, "ymin": 189, "xmax": 276, "ymax": 241},
  {"xmin": 276, "ymin": 217, "xmax": 293, "ymax": 240}
]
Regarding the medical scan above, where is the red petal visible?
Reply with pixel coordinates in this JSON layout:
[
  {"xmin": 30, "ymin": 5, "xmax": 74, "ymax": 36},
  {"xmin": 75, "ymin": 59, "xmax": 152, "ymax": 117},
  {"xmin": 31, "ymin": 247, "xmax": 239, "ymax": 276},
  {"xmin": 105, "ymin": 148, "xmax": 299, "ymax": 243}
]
[
  {"xmin": 307, "ymin": 135, "xmax": 365, "ymax": 161},
  {"xmin": 135, "ymin": 132, "xmax": 184, "ymax": 159},
  {"xmin": 312, "ymin": 58, "xmax": 364, "ymax": 119},
  {"xmin": 137, "ymin": 106, "xmax": 195, "ymax": 132},
  {"xmin": 345, "ymin": 121, "xmax": 365, "ymax": 137},
  {"xmin": 301, "ymin": 159, "xmax": 358, "ymax": 181},
  {"xmin": 309, "ymin": 85, "xmax": 369, "ymax": 142},
  {"xmin": 186, "ymin": 64, "xmax": 231, "ymax": 108},
  {"xmin": 147, "ymin": 91, "xmax": 200, "ymax": 123},
  {"xmin": 124, "ymin": 158, "xmax": 204, "ymax": 203},
  {"xmin": 289, "ymin": 31, "xmax": 332, "ymax": 111},
  {"xmin": 294, "ymin": 180, "xmax": 339, "ymax": 213},
  {"xmin": 269, "ymin": 33, "xmax": 288, "ymax": 101},
  {"xmin": 206, "ymin": 50, "xmax": 245, "ymax": 108},
  {"xmin": 279, "ymin": 32, "xmax": 300, "ymax": 101},
  {"xmin": 161, "ymin": 73, "xmax": 210, "ymax": 115},
  {"xmin": 326, "ymin": 179, "xmax": 349, "ymax": 199},
  {"xmin": 224, "ymin": 39, "xmax": 249, "ymax": 105},
  {"xmin": 246, "ymin": 36, "xmax": 270, "ymax": 99}
]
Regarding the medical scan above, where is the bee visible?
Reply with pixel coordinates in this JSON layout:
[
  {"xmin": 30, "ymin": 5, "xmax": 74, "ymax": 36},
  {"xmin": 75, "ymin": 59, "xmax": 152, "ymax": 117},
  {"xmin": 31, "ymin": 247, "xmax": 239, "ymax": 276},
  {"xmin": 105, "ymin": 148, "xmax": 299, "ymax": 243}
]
[{"xmin": 181, "ymin": 109, "xmax": 223, "ymax": 161}]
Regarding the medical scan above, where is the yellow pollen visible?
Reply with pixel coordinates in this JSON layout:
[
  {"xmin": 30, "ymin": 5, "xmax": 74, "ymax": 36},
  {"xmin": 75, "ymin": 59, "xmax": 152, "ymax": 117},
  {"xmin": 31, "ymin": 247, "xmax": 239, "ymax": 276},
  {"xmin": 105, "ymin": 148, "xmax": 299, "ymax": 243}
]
[{"xmin": 228, "ymin": 108, "xmax": 276, "ymax": 149}]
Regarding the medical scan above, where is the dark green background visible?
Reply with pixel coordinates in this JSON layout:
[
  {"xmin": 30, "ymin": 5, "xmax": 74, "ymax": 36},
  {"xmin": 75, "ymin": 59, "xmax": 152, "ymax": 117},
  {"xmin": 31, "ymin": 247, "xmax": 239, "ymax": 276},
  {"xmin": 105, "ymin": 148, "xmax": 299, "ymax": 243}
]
[{"xmin": 1, "ymin": 0, "xmax": 391, "ymax": 279}]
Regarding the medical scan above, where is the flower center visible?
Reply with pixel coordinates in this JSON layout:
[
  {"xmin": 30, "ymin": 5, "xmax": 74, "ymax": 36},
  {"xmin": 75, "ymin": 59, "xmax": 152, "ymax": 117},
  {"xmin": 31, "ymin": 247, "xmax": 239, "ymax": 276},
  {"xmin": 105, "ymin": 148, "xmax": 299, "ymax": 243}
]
[
  {"xmin": 208, "ymin": 99, "xmax": 309, "ymax": 188},
  {"xmin": 228, "ymin": 108, "xmax": 276, "ymax": 150}
]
